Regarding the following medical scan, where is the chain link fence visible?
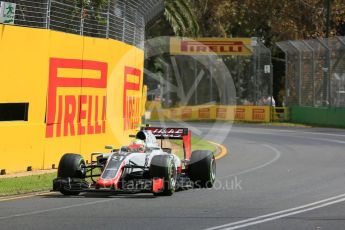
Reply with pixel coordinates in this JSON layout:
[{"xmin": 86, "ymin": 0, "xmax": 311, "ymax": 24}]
[
  {"xmin": 277, "ymin": 36, "xmax": 345, "ymax": 108},
  {"xmin": 210, "ymin": 41, "xmax": 273, "ymax": 106},
  {"xmin": 145, "ymin": 38, "xmax": 273, "ymax": 107},
  {"xmin": 252, "ymin": 41, "xmax": 273, "ymax": 106},
  {"xmin": 1, "ymin": 0, "xmax": 164, "ymax": 49}
]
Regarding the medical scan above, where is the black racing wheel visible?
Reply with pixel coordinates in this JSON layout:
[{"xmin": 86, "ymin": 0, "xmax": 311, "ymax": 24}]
[
  {"xmin": 189, "ymin": 150, "xmax": 216, "ymax": 188},
  {"xmin": 57, "ymin": 153, "xmax": 86, "ymax": 195},
  {"xmin": 150, "ymin": 155, "xmax": 177, "ymax": 196}
]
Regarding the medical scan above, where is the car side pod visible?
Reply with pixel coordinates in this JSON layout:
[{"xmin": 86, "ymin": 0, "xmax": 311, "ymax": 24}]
[{"xmin": 152, "ymin": 178, "xmax": 164, "ymax": 193}]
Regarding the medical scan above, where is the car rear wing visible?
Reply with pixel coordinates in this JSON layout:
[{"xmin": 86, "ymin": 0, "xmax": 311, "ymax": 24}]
[{"xmin": 142, "ymin": 127, "xmax": 191, "ymax": 160}]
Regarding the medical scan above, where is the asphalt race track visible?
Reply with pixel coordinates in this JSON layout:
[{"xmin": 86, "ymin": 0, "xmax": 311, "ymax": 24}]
[{"xmin": 1, "ymin": 123, "xmax": 345, "ymax": 230}]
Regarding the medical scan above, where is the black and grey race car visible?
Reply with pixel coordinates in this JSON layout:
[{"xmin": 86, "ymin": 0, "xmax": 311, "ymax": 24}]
[{"xmin": 53, "ymin": 126, "xmax": 216, "ymax": 196}]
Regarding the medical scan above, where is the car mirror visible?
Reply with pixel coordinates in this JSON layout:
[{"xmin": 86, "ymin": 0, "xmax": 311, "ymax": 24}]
[{"xmin": 105, "ymin": 145, "xmax": 114, "ymax": 150}]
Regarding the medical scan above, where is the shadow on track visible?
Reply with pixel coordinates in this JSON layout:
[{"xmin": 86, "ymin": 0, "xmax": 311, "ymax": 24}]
[{"xmin": 40, "ymin": 192, "xmax": 157, "ymax": 199}]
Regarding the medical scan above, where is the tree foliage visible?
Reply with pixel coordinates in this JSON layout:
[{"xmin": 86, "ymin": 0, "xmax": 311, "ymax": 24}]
[
  {"xmin": 148, "ymin": 0, "xmax": 344, "ymax": 106},
  {"xmin": 74, "ymin": 0, "xmax": 108, "ymax": 9},
  {"xmin": 164, "ymin": 0, "xmax": 200, "ymax": 37},
  {"xmin": 188, "ymin": 0, "xmax": 345, "ymax": 45}
]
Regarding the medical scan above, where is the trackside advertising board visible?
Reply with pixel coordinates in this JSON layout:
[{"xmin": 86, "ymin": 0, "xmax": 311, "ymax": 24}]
[
  {"xmin": 170, "ymin": 38, "xmax": 254, "ymax": 56},
  {"xmin": 148, "ymin": 105, "xmax": 271, "ymax": 122},
  {"xmin": 0, "ymin": 24, "xmax": 144, "ymax": 173}
]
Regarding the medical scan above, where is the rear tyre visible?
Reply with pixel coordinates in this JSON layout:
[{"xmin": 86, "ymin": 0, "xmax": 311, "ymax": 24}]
[
  {"xmin": 150, "ymin": 155, "xmax": 176, "ymax": 196},
  {"xmin": 57, "ymin": 153, "xmax": 86, "ymax": 196},
  {"xmin": 189, "ymin": 150, "xmax": 216, "ymax": 188}
]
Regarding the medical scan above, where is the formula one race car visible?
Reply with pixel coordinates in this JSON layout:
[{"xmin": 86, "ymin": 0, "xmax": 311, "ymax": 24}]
[{"xmin": 52, "ymin": 127, "xmax": 216, "ymax": 196}]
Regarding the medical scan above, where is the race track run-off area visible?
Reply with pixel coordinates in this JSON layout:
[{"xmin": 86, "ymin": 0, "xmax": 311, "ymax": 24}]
[{"xmin": 1, "ymin": 123, "xmax": 345, "ymax": 230}]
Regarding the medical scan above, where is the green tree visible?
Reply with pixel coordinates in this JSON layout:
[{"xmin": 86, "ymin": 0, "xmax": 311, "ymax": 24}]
[
  {"xmin": 185, "ymin": 0, "xmax": 344, "ymax": 105},
  {"xmin": 147, "ymin": 0, "xmax": 200, "ymax": 38},
  {"xmin": 75, "ymin": 0, "xmax": 107, "ymax": 9},
  {"xmin": 188, "ymin": 0, "xmax": 344, "ymax": 43},
  {"xmin": 164, "ymin": 0, "xmax": 199, "ymax": 37}
]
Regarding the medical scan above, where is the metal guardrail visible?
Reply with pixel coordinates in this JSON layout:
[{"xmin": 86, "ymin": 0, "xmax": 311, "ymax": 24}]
[
  {"xmin": 277, "ymin": 36, "xmax": 345, "ymax": 108},
  {"xmin": 1, "ymin": 0, "xmax": 164, "ymax": 49}
]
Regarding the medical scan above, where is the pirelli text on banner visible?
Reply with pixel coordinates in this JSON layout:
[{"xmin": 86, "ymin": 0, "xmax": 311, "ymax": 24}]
[
  {"xmin": 123, "ymin": 66, "xmax": 142, "ymax": 131},
  {"xmin": 46, "ymin": 58, "xmax": 108, "ymax": 138},
  {"xmin": 170, "ymin": 38, "xmax": 254, "ymax": 56}
]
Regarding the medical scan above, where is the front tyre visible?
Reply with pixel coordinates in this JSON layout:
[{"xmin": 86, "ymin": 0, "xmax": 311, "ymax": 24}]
[
  {"xmin": 150, "ymin": 155, "xmax": 177, "ymax": 196},
  {"xmin": 189, "ymin": 150, "xmax": 216, "ymax": 188},
  {"xmin": 57, "ymin": 153, "xmax": 86, "ymax": 196}
]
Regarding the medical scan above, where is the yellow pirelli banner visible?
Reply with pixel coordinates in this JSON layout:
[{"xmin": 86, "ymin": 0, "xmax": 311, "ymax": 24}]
[
  {"xmin": 0, "ymin": 24, "xmax": 145, "ymax": 173},
  {"xmin": 149, "ymin": 105, "xmax": 271, "ymax": 123},
  {"xmin": 170, "ymin": 37, "xmax": 254, "ymax": 56}
]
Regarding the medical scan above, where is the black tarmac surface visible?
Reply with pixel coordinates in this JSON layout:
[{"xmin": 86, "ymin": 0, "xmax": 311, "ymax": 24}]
[{"xmin": 1, "ymin": 123, "xmax": 345, "ymax": 230}]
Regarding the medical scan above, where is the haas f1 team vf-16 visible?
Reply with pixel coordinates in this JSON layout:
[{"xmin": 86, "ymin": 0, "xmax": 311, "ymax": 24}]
[{"xmin": 53, "ymin": 127, "xmax": 216, "ymax": 196}]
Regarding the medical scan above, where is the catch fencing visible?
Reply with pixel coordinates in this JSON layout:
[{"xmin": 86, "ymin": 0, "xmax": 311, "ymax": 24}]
[
  {"xmin": 277, "ymin": 36, "xmax": 345, "ymax": 108},
  {"xmin": 251, "ymin": 41, "xmax": 273, "ymax": 106},
  {"xmin": 1, "ymin": 0, "xmax": 164, "ymax": 48},
  {"xmin": 145, "ymin": 38, "xmax": 273, "ymax": 108}
]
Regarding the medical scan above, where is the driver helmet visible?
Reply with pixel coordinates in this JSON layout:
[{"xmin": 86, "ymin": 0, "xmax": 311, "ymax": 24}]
[{"xmin": 128, "ymin": 139, "xmax": 146, "ymax": 153}]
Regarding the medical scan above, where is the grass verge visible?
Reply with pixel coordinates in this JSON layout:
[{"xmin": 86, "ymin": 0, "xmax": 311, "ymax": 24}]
[
  {"xmin": 171, "ymin": 136, "xmax": 218, "ymax": 159},
  {"xmin": 0, "ymin": 172, "xmax": 57, "ymax": 196}
]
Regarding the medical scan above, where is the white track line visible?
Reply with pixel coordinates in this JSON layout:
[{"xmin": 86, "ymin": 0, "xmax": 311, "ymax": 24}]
[
  {"xmin": 205, "ymin": 129, "xmax": 345, "ymax": 229},
  {"xmin": 260, "ymin": 128, "xmax": 345, "ymax": 138},
  {"xmin": 219, "ymin": 144, "xmax": 281, "ymax": 179},
  {"xmin": 235, "ymin": 127, "xmax": 345, "ymax": 138},
  {"xmin": 198, "ymin": 126, "xmax": 345, "ymax": 138},
  {"xmin": 205, "ymin": 193, "xmax": 345, "ymax": 230},
  {"xmin": 224, "ymin": 129, "xmax": 345, "ymax": 145},
  {"xmin": 0, "ymin": 199, "xmax": 112, "ymax": 220}
]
